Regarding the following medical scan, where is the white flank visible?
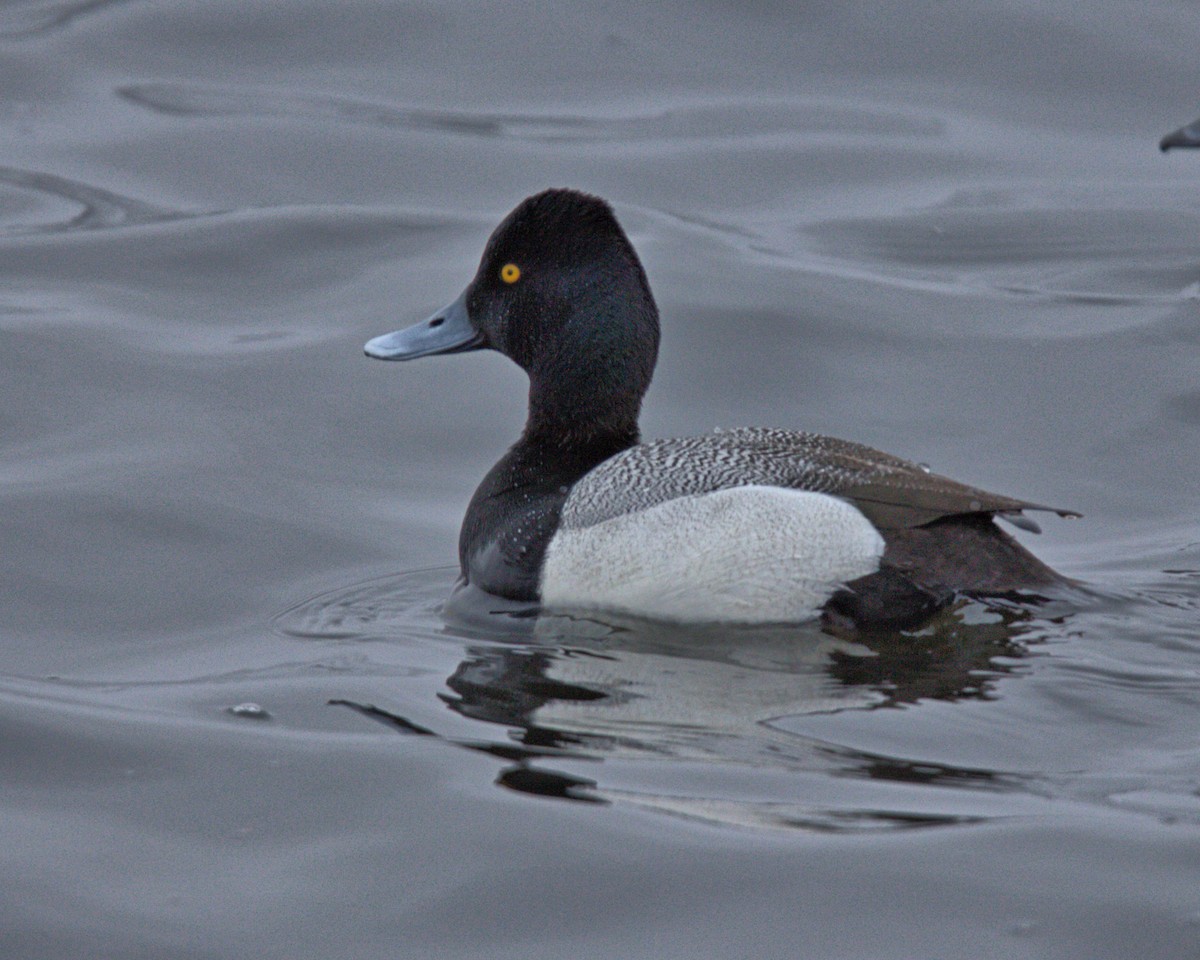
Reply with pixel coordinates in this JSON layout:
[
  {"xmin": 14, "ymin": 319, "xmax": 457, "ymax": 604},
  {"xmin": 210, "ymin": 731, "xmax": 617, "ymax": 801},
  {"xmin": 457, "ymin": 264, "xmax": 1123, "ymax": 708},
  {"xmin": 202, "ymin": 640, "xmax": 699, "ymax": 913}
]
[{"xmin": 540, "ymin": 485, "xmax": 884, "ymax": 623}]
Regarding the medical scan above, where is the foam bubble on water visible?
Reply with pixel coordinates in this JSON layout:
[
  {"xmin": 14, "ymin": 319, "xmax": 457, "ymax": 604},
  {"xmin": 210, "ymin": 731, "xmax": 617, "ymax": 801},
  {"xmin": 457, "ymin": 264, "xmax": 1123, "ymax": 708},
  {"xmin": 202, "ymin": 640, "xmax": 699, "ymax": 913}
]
[{"xmin": 228, "ymin": 702, "xmax": 271, "ymax": 720}]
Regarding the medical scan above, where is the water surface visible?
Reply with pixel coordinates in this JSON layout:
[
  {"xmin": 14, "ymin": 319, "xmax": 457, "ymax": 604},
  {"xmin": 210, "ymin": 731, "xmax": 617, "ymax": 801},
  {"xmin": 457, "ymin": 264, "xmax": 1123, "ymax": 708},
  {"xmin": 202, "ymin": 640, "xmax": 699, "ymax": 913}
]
[{"xmin": 2, "ymin": 2, "xmax": 1199, "ymax": 957}]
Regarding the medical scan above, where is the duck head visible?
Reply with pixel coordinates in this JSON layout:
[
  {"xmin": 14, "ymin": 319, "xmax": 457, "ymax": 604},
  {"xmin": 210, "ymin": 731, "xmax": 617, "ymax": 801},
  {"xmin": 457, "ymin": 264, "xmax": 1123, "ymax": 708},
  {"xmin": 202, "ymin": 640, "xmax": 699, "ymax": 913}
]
[{"xmin": 365, "ymin": 189, "xmax": 660, "ymax": 444}]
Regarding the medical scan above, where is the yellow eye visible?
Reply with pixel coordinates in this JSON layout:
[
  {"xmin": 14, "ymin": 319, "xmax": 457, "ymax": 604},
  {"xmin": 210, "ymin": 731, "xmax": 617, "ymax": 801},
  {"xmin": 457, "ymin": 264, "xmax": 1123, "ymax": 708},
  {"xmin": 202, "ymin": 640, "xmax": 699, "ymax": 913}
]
[{"xmin": 500, "ymin": 263, "xmax": 521, "ymax": 284}]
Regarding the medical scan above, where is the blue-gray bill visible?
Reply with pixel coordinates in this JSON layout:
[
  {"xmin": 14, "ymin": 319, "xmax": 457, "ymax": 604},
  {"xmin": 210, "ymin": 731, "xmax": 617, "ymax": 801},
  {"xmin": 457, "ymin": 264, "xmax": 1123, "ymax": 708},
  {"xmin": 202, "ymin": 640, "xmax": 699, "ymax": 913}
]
[{"xmin": 364, "ymin": 289, "xmax": 484, "ymax": 360}]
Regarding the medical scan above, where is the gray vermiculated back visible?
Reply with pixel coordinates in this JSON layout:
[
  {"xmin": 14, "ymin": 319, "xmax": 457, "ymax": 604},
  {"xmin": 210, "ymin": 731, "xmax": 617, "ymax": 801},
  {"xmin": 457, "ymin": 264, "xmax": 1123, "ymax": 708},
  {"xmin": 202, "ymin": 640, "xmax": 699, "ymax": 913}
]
[{"xmin": 559, "ymin": 426, "xmax": 1039, "ymax": 531}]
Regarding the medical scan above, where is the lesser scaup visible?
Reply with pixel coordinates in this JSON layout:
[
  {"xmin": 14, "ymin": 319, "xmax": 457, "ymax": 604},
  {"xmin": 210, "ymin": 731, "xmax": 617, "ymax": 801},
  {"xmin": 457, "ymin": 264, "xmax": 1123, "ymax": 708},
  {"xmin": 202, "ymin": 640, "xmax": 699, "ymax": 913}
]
[{"xmin": 366, "ymin": 189, "xmax": 1078, "ymax": 627}]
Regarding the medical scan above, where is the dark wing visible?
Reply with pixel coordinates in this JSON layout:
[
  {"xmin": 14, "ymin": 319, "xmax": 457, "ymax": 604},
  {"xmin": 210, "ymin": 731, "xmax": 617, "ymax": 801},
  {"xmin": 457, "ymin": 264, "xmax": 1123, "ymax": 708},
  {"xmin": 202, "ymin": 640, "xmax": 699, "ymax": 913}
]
[
  {"xmin": 810, "ymin": 437, "xmax": 1078, "ymax": 530},
  {"xmin": 707, "ymin": 429, "xmax": 1080, "ymax": 531}
]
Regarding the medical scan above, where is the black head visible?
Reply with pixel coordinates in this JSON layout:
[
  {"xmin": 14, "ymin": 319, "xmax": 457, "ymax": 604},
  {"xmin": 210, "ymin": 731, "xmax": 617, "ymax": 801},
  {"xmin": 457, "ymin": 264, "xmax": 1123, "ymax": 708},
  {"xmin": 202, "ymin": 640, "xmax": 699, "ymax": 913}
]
[{"xmin": 366, "ymin": 188, "xmax": 660, "ymax": 444}]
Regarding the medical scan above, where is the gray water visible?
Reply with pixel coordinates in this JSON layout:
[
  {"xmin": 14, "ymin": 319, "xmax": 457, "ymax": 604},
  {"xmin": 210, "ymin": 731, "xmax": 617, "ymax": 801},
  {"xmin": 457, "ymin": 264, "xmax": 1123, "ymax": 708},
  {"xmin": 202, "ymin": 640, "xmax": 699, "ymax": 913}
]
[{"xmin": 3, "ymin": 2, "xmax": 1200, "ymax": 957}]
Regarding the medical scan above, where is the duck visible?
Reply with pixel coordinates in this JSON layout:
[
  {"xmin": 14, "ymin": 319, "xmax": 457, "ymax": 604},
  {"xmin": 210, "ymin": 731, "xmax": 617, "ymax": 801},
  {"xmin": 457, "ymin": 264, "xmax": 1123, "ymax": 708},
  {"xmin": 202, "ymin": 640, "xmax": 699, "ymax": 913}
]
[
  {"xmin": 1160, "ymin": 117, "xmax": 1200, "ymax": 151},
  {"xmin": 365, "ymin": 188, "xmax": 1078, "ymax": 628}
]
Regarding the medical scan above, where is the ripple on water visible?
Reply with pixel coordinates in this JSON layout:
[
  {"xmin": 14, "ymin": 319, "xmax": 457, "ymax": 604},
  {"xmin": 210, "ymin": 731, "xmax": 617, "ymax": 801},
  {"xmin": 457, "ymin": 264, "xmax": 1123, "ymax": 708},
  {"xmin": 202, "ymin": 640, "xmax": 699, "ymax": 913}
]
[
  {"xmin": 0, "ymin": 166, "xmax": 178, "ymax": 234},
  {"xmin": 0, "ymin": 0, "xmax": 133, "ymax": 38},
  {"xmin": 806, "ymin": 197, "xmax": 1200, "ymax": 325},
  {"xmin": 117, "ymin": 81, "xmax": 942, "ymax": 147},
  {"xmin": 273, "ymin": 566, "xmax": 463, "ymax": 641}
]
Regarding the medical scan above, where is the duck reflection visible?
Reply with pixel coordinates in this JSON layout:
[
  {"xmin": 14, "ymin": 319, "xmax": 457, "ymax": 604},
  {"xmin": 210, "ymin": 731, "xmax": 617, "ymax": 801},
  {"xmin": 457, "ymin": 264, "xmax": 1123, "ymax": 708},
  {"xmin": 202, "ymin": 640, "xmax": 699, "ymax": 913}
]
[{"xmin": 334, "ymin": 584, "xmax": 1064, "ymax": 817}]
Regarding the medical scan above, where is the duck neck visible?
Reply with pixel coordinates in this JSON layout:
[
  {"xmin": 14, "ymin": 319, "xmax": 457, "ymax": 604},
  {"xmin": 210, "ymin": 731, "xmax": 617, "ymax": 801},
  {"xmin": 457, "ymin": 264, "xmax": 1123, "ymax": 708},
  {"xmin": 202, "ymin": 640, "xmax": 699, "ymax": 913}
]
[
  {"xmin": 520, "ymin": 314, "xmax": 652, "ymax": 456},
  {"xmin": 523, "ymin": 379, "xmax": 642, "ymax": 458}
]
